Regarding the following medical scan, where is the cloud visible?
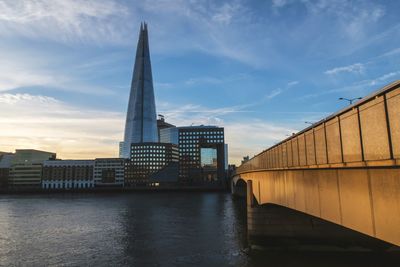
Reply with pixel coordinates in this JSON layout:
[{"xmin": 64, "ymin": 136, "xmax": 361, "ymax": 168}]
[
  {"xmin": 212, "ymin": 2, "xmax": 241, "ymax": 25},
  {"xmin": 264, "ymin": 88, "xmax": 282, "ymax": 100},
  {"xmin": 272, "ymin": 0, "xmax": 289, "ymax": 8},
  {"xmin": 378, "ymin": 47, "xmax": 400, "ymax": 58},
  {"xmin": 156, "ymin": 101, "xmax": 298, "ymax": 164},
  {"xmin": 0, "ymin": 93, "xmax": 124, "ymax": 159},
  {"xmin": 157, "ymin": 102, "xmax": 252, "ymax": 127},
  {"xmin": 224, "ymin": 121, "xmax": 295, "ymax": 164},
  {"xmin": 325, "ymin": 63, "xmax": 365, "ymax": 75},
  {"xmin": 183, "ymin": 73, "xmax": 249, "ymax": 86},
  {"xmin": 262, "ymin": 80, "xmax": 299, "ymax": 101},
  {"xmin": 0, "ymin": 93, "xmax": 59, "ymax": 105},
  {"xmin": 300, "ymin": 71, "xmax": 400, "ymax": 100},
  {"xmin": 364, "ymin": 71, "xmax": 400, "ymax": 87},
  {"xmin": 0, "ymin": 93, "xmax": 292, "ymax": 165},
  {"xmin": 0, "ymin": 0, "xmax": 130, "ymax": 44},
  {"xmin": 299, "ymin": 0, "xmax": 385, "ymax": 44},
  {"xmin": 0, "ymin": 45, "xmax": 116, "ymax": 94}
]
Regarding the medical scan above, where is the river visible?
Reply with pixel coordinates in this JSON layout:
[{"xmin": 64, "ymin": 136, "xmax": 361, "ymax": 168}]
[{"xmin": 0, "ymin": 192, "xmax": 398, "ymax": 266}]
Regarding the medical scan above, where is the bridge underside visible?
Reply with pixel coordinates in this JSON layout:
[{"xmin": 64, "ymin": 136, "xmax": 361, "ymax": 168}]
[
  {"xmin": 233, "ymin": 167, "xmax": 400, "ymax": 248},
  {"xmin": 247, "ymin": 203, "xmax": 393, "ymax": 250}
]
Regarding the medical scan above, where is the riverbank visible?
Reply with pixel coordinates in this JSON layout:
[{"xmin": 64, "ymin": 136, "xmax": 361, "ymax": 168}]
[{"xmin": 0, "ymin": 186, "xmax": 229, "ymax": 195}]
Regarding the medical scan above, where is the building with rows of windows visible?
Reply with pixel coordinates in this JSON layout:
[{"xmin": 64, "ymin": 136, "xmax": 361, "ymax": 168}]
[
  {"xmin": 42, "ymin": 160, "xmax": 94, "ymax": 190},
  {"xmin": 94, "ymin": 158, "xmax": 125, "ymax": 187},
  {"xmin": 160, "ymin": 125, "xmax": 226, "ymax": 186},
  {"xmin": 9, "ymin": 149, "xmax": 56, "ymax": 189},
  {"xmin": 125, "ymin": 142, "xmax": 179, "ymax": 186},
  {"xmin": 117, "ymin": 24, "xmax": 228, "ymax": 188}
]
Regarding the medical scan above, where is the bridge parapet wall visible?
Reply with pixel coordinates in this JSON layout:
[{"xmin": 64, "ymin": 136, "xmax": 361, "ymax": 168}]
[
  {"xmin": 235, "ymin": 81, "xmax": 400, "ymax": 247},
  {"xmin": 237, "ymin": 81, "xmax": 400, "ymax": 173}
]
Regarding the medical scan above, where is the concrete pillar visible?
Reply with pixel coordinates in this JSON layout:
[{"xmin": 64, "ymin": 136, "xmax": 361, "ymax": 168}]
[{"xmin": 246, "ymin": 180, "xmax": 254, "ymax": 207}]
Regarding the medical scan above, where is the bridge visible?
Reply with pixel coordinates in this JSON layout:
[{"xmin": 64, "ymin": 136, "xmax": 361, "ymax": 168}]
[{"xmin": 233, "ymin": 80, "xmax": 400, "ymax": 249}]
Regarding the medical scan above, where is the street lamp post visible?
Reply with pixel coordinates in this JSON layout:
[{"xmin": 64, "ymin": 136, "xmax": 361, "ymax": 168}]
[{"xmin": 339, "ymin": 97, "xmax": 362, "ymax": 105}]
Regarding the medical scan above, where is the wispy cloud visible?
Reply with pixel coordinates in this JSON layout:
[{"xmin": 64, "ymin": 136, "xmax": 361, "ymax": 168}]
[
  {"xmin": 362, "ymin": 71, "xmax": 400, "ymax": 87},
  {"xmin": 157, "ymin": 102, "xmax": 252, "ymax": 127},
  {"xmin": 300, "ymin": 71, "xmax": 400, "ymax": 100},
  {"xmin": 0, "ymin": 0, "xmax": 130, "ymax": 44},
  {"xmin": 0, "ymin": 45, "xmax": 116, "ymax": 94},
  {"xmin": 225, "ymin": 120, "xmax": 295, "ymax": 163},
  {"xmin": 262, "ymin": 80, "xmax": 299, "ymax": 101},
  {"xmin": 272, "ymin": 0, "xmax": 289, "ymax": 8},
  {"xmin": 264, "ymin": 89, "xmax": 282, "ymax": 100},
  {"xmin": 377, "ymin": 47, "xmax": 400, "ymax": 58},
  {"xmin": 0, "ymin": 93, "xmax": 124, "ymax": 158},
  {"xmin": 157, "ymin": 101, "xmax": 295, "ymax": 164},
  {"xmin": 325, "ymin": 63, "xmax": 365, "ymax": 75},
  {"xmin": 154, "ymin": 73, "xmax": 250, "ymax": 90}
]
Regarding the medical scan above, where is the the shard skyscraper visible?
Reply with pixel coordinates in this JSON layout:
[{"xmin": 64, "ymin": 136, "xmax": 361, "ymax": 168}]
[{"xmin": 122, "ymin": 23, "xmax": 158, "ymax": 158}]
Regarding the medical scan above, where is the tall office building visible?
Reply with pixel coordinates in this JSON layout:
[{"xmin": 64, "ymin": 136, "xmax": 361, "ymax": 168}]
[
  {"xmin": 160, "ymin": 125, "xmax": 226, "ymax": 186},
  {"xmin": 122, "ymin": 23, "xmax": 158, "ymax": 158}
]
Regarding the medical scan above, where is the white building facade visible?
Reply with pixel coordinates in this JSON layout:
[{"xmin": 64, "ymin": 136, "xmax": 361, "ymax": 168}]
[{"xmin": 42, "ymin": 160, "xmax": 94, "ymax": 190}]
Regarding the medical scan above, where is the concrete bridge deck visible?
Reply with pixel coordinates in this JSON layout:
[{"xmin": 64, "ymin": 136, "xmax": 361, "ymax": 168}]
[{"xmin": 234, "ymin": 81, "xmax": 400, "ymax": 247}]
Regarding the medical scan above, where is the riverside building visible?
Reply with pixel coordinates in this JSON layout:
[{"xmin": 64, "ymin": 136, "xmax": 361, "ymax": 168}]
[
  {"xmin": 9, "ymin": 149, "xmax": 56, "ymax": 189},
  {"xmin": 42, "ymin": 160, "xmax": 94, "ymax": 190},
  {"xmin": 125, "ymin": 143, "xmax": 179, "ymax": 186},
  {"xmin": 160, "ymin": 125, "xmax": 226, "ymax": 186},
  {"xmin": 94, "ymin": 158, "xmax": 125, "ymax": 187},
  {"xmin": 0, "ymin": 152, "xmax": 13, "ymax": 189}
]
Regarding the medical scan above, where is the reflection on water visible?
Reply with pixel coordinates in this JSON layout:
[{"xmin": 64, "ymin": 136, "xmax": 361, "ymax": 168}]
[{"xmin": 0, "ymin": 193, "xmax": 398, "ymax": 266}]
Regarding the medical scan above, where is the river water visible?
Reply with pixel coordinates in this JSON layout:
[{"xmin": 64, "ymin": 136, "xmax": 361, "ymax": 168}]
[{"xmin": 0, "ymin": 192, "xmax": 398, "ymax": 266}]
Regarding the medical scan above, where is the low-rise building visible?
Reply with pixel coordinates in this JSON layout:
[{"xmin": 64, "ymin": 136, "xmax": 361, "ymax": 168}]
[
  {"xmin": 42, "ymin": 160, "xmax": 94, "ymax": 190},
  {"xmin": 94, "ymin": 158, "xmax": 125, "ymax": 187},
  {"xmin": 9, "ymin": 149, "xmax": 56, "ymax": 189},
  {"xmin": 0, "ymin": 152, "xmax": 14, "ymax": 188}
]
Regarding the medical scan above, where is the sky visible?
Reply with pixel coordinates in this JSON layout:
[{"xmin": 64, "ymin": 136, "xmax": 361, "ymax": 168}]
[{"xmin": 0, "ymin": 0, "xmax": 400, "ymax": 165}]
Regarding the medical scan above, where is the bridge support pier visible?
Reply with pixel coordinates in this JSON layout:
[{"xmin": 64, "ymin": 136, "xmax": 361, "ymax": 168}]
[{"xmin": 246, "ymin": 180, "xmax": 392, "ymax": 251}]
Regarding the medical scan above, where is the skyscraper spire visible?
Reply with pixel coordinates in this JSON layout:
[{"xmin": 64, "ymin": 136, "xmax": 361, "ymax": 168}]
[{"xmin": 122, "ymin": 22, "xmax": 158, "ymax": 158}]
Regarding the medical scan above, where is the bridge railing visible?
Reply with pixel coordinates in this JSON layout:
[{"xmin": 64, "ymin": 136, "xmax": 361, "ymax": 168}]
[{"xmin": 237, "ymin": 80, "xmax": 400, "ymax": 174}]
